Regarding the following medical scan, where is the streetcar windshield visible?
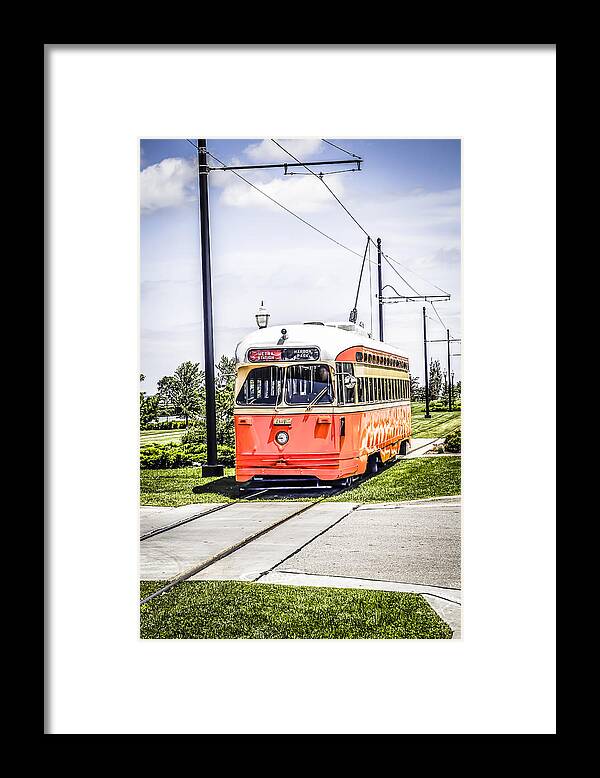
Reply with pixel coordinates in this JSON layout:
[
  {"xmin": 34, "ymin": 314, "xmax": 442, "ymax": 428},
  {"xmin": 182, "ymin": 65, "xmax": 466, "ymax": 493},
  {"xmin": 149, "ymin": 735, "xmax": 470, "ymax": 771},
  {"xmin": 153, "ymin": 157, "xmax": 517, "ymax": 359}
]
[
  {"xmin": 285, "ymin": 364, "xmax": 333, "ymax": 405},
  {"xmin": 236, "ymin": 366, "xmax": 284, "ymax": 406}
]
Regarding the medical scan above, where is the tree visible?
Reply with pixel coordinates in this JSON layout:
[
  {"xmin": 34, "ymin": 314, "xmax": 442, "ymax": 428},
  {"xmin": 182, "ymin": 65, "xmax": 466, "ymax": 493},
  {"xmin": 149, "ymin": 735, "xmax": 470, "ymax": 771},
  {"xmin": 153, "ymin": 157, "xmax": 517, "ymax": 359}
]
[
  {"xmin": 140, "ymin": 394, "xmax": 159, "ymax": 428},
  {"xmin": 428, "ymin": 358, "xmax": 443, "ymax": 401},
  {"xmin": 216, "ymin": 355, "xmax": 236, "ymax": 388},
  {"xmin": 215, "ymin": 355, "xmax": 236, "ymax": 445},
  {"xmin": 180, "ymin": 354, "xmax": 236, "ymax": 448},
  {"xmin": 410, "ymin": 376, "xmax": 425, "ymax": 402},
  {"xmin": 140, "ymin": 374, "xmax": 159, "ymax": 429},
  {"xmin": 157, "ymin": 361, "xmax": 204, "ymax": 428}
]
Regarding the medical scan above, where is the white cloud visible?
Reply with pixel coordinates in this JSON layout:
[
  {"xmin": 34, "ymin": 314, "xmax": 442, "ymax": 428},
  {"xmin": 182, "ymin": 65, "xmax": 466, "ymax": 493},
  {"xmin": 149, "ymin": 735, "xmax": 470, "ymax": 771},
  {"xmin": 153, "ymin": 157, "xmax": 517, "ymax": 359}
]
[
  {"xmin": 219, "ymin": 171, "xmax": 346, "ymax": 214},
  {"xmin": 243, "ymin": 138, "xmax": 324, "ymax": 163},
  {"xmin": 140, "ymin": 157, "xmax": 197, "ymax": 212}
]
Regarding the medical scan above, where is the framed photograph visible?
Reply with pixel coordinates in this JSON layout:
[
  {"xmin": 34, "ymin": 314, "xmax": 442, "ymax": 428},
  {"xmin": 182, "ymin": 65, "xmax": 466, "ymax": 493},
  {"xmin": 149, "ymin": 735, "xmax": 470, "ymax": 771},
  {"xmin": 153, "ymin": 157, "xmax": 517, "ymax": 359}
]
[{"xmin": 46, "ymin": 44, "xmax": 556, "ymax": 735}]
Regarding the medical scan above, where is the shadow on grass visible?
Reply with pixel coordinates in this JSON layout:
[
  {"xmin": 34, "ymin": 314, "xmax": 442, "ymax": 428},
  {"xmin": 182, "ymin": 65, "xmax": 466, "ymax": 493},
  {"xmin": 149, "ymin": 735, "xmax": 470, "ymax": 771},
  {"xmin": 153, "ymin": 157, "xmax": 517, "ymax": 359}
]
[
  {"xmin": 192, "ymin": 476, "xmax": 239, "ymax": 499},
  {"xmin": 192, "ymin": 475, "xmax": 340, "ymax": 502}
]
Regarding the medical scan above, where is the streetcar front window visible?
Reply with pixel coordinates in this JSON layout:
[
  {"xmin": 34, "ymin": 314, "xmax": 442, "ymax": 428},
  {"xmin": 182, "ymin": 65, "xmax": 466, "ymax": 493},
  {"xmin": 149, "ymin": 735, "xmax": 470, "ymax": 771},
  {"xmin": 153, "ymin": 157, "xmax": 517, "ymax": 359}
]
[
  {"xmin": 285, "ymin": 364, "xmax": 333, "ymax": 405},
  {"xmin": 236, "ymin": 366, "xmax": 284, "ymax": 406}
]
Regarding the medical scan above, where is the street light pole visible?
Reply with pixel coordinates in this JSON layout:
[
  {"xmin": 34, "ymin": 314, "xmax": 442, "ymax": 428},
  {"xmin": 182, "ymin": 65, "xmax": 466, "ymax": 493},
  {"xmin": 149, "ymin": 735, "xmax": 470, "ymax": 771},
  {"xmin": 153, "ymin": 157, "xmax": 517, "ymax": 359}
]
[
  {"xmin": 377, "ymin": 238, "xmax": 384, "ymax": 342},
  {"xmin": 197, "ymin": 139, "xmax": 224, "ymax": 477},
  {"xmin": 447, "ymin": 328, "xmax": 452, "ymax": 412},
  {"xmin": 423, "ymin": 306, "xmax": 431, "ymax": 418}
]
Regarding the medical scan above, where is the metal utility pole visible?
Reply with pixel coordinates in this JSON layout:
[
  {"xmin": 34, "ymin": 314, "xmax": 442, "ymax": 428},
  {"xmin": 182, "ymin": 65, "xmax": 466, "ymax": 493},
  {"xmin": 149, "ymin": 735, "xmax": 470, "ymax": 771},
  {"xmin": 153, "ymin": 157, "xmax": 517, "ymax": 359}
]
[
  {"xmin": 376, "ymin": 238, "xmax": 384, "ymax": 342},
  {"xmin": 423, "ymin": 307, "xmax": 431, "ymax": 418},
  {"xmin": 197, "ymin": 139, "xmax": 223, "ymax": 477},
  {"xmin": 447, "ymin": 328, "xmax": 452, "ymax": 412}
]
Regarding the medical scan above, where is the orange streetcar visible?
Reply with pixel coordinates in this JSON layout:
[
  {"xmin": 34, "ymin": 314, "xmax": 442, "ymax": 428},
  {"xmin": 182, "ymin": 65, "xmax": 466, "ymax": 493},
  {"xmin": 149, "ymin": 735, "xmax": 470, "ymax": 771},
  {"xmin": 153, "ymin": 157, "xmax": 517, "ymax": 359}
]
[{"xmin": 234, "ymin": 321, "xmax": 412, "ymax": 488}]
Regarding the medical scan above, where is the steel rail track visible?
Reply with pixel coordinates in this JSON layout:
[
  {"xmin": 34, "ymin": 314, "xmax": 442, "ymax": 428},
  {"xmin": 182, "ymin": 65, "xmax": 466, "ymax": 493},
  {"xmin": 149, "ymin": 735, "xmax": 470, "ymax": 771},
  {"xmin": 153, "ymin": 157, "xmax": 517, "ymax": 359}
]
[
  {"xmin": 139, "ymin": 489, "xmax": 271, "ymax": 541},
  {"xmin": 138, "ymin": 445, "xmax": 433, "ymax": 607},
  {"xmin": 139, "ymin": 485, "xmax": 352, "ymax": 606}
]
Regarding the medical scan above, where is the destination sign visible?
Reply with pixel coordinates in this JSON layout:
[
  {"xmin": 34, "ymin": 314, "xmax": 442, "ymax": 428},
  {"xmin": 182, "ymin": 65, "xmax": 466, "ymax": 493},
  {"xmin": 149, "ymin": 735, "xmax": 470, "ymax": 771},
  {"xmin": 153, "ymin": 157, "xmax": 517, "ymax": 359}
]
[
  {"xmin": 248, "ymin": 348, "xmax": 282, "ymax": 362},
  {"xmin": 282, "ymin": 347, "xmax": 320, "ymax": 361},
  {"xmin": 247, "ymin": 347, "xmax": 320, "ymax": 363}
]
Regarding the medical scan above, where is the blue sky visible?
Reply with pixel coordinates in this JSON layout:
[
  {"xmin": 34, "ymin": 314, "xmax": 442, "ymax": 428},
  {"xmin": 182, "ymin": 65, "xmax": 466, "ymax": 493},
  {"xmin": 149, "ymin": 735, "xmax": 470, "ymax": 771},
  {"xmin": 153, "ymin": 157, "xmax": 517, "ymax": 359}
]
[{"xmin": 140, "ymin": 138, "xmax": 461, "ymax": 393}]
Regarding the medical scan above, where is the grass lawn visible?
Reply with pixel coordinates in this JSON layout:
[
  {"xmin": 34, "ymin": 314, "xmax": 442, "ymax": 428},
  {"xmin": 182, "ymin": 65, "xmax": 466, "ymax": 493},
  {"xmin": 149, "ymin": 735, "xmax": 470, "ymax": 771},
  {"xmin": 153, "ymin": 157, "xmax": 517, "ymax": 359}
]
[
  {"xmin": 328, "ymin": 456, "xmax": 460, "ymax": 502},
  {"xmin": 140, "ymin": 580, "xmax": 452, "ymax": 639},
  {"xmin": 140, "ymin": 456, "xmax": 460, "ymax": 506},
  {"xmin": 140, "ymin": 429, "xmax": 186, "ymax": 448},
  {"xmin": 140, "ymin": 467, "xmax": 238, "ymax": 506},
  {"xmin": 410, "ymin": 402, "xmax": 461, "ymax": 438}
]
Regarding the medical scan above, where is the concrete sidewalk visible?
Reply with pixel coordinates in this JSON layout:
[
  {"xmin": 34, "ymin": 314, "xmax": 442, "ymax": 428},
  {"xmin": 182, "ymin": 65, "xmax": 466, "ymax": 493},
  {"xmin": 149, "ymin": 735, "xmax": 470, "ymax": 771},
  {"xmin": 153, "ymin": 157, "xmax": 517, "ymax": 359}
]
[
  {"xmin": 140, "ymin": 503, "xmax": 227, "ymax": 538},
  {"xmin": 401, "ymin": 437, "xmax": 445, "ymax": 458},
  {"xmin": 140, "ymin": 501, "xmax": 311, "ymax": 580},
  {"xmin": 190, "ymin": 502, "xmax": 357, "ymax": 582}
]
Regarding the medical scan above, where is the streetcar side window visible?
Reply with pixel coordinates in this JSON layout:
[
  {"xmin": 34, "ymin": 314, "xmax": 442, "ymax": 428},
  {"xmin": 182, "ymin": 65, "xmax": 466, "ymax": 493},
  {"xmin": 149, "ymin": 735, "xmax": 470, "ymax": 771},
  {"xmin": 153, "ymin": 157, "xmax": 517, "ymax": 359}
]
[
  {"xmin": 335, "ymin": 362, "xmax": 356, "ymax": 405},
  {"xmin": 357, "ymin": 376, "xmax": 365, "ymax": 403},
  {"xmin": 236, "ymin": 366, "xmax": 284, "ymax": 406}
]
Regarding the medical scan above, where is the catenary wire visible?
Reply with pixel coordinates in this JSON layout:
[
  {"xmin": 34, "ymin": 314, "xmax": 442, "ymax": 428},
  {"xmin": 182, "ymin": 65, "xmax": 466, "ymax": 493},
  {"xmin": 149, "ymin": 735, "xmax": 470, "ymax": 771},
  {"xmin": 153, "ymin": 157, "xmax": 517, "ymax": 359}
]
[
  {"xmin": 383, "ymin": 252, "xmax": 450, "ymax": 296},
  {"xmin": 271, "ymin": 142, "xmax": 450, "ymax": 301},
  {"xmin": 383, "ymin": 255, "xmax": 421, "ymax": 296},
  {"xmin": 352, "ymin": 237, "xmax": 371, "ymax": 312},
  {"xmin": 271, "ymin": 139, "xmax": 371, "ymax": 239},
  {"xmin": 187, "ymin": 140, "xmax": 450, "ymax": 313},
  {"xmin": 186, "ymin": 141, "xmax": 367, "ymax": 261},
  {"xmin": 320, "ymin": 138, "xmax": 362, "ymax": 159}
]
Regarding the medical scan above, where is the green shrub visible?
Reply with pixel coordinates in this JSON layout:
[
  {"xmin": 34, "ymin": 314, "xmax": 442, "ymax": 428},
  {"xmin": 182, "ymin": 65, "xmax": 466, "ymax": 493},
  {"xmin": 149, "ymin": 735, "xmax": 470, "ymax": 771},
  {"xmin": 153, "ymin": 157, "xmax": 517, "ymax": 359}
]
[
  {"xmin": 181, "ymin": 423, "xmax": 205, "ymax": 445},
  {"xmin": 140, "ymin": 443, "xmax": 194, "ymax": 469},
  {"xmin": 140, "ymin": 442, "xmax": 236, "ymax": 469},
  {"xmin": 144, "ymin": 420, "xmax": 187, "ymax": 431},
  {"xmin": 429, "ymin": 399, "xmax": 461, "ymax": 412},
  {"xmin": 444, "ymin": 428, "xmax": 461, "ymax": 452}
]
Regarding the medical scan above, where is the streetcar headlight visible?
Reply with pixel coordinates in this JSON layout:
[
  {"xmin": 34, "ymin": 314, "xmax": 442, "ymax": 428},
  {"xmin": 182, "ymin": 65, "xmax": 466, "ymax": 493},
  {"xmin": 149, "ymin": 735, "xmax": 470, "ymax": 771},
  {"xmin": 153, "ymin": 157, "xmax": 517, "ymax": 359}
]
[{"xmin": 275, "ymin": 431, "xmax": 289, "ymax": 445}]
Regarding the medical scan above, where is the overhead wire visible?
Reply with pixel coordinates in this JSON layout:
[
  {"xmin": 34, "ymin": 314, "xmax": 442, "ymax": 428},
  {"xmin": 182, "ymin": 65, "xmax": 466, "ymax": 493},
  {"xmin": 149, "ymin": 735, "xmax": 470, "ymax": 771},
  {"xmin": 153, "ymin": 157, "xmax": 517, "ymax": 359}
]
[
  {"xmin": 185, "ymin": 141, "xmax": 367, "ymax": 262},
  {"xmin": 270, "ymin": 142, "xmax": 451, "ymax": 302},
  {"xmin": 351, "ymin": 237, "xmax": 371, "ymax": 315},
  {"xmin": 383, "ymin": 252, "xmax": 450, "ymax": 296},
  {"xmin": 320, "ymin": 138, "xmax": 362, "ymax": 159},
  {"xmin": 383, "ymin": 255, "xmax": 421, "ymax": 296},
  {"xmin": 368, "ymin": 238, "xmax": 374, "ymax": 337},
  {"xmin": 270, "ymin": 139, "xmax": 371, "ymax": 239},
  {"xmin": 429, "ymin": 301, "xmax": 448, "ymax": 331},
  {"xmin": 188, "ymin": 138, "xmax": 451, "ymax": 322}
]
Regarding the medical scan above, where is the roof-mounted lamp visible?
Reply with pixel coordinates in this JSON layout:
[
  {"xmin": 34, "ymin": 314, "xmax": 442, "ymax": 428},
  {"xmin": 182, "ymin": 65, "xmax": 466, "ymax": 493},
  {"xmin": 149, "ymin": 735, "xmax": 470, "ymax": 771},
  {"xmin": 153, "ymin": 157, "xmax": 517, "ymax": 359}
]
[{"xmin": 255, "ymin": 300, "xmax": 270, "ymax": 329}]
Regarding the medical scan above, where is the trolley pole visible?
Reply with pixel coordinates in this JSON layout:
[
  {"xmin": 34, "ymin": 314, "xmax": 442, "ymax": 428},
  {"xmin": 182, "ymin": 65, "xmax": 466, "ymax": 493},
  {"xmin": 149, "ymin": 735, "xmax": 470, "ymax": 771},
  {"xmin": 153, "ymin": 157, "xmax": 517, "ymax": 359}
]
[
  {"xmin": 423, "ymin": 306, "xmax": 431, "ymax": 418},
  {"xmin": 377, "ymin": 237, "xmax": 384, "ymax": 341},
  {"xmin": 447, "ymin": 328, "xmax": 452, "ymax": 412},
  {"xmin": 197, "ymin": 139, "xmax": 224, "ymax": 477}
]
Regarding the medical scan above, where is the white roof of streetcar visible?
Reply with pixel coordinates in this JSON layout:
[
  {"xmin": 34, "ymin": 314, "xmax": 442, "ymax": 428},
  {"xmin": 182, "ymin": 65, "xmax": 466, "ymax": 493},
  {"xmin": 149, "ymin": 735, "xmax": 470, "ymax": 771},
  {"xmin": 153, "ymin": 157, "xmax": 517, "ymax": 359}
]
[{"xmin": 235, "ymin": 322, "xmax": 409, "ymax": 364}]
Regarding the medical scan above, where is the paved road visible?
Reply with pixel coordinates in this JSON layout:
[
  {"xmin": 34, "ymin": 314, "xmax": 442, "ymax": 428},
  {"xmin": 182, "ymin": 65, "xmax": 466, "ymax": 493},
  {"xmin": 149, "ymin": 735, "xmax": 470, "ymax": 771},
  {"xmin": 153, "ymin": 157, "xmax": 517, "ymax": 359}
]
[{"xmin": 276, "ymin": 496, "xmax": 461, "ymax": 588}]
